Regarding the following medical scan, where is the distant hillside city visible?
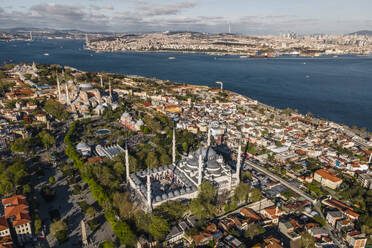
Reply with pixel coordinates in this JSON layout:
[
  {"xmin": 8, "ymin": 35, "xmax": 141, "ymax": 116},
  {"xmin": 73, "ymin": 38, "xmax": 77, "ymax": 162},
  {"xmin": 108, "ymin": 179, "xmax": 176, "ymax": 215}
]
[{"xmin": 1, "ymin": 28, "xmax": 372, "ymax": 57}]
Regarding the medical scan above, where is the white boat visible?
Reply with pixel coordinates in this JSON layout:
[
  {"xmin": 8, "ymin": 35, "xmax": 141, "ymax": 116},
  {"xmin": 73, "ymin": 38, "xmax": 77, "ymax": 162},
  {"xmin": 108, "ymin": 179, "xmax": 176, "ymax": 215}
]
[
  {"xmin": 43, "ymin": 53, "xmax": 49, "ymax": 56},
  {"xmin": 168, "ymin": 57, "xmax": 176, "ymax": 60}
]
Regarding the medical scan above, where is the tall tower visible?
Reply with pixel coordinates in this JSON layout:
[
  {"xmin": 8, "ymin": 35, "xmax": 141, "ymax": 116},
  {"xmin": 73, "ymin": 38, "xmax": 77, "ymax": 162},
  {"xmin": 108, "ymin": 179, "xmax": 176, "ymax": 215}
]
[
  {"xmin": 30, "ymin": 31, "xmax": 32, "ymax": 41},
  {"xmin": 228, "ymin": 23, "xmax": 231, "ymax": 34},
  {"xmin": 99, "ymin": 74, "xmax": 103, "ymax": 88},
  {"xmin": 198, "ymin": 153, "xmax": 203, "ymax": 186},
  {"xmin": 56, "ymin": 72, "xmax": 61, "ymax": 100},
  {"xmin": 109, "ymin": 79, "xmax": 112, "ymax": 98},
  {"xmin": 172, "ymin": 128, "xmax": 176, "ymax": 164},
  {"xmin": 125, "ymin": 143, "xmax": 130, "ymax": 183},
  {"xmin": 207, "ymin": 126, "xmax": 211, "ymax": 147},
  {"xmin": 81, "ymin": 220, "xmax": 88, "ymax": 246},
  {"xmin": 147, "ymin": 169, "xmax": 152, "ymax": 209},
  {"xmin": 65, "ymin": 83, "xmax": 71, "ymax": 105},
  {"xmin": 236, "ymin": 140, "xmax": 242, "ymax": 184},
  {"xmin": 85, "ymin": 33, "xmax": 89, "ymax": 46}
]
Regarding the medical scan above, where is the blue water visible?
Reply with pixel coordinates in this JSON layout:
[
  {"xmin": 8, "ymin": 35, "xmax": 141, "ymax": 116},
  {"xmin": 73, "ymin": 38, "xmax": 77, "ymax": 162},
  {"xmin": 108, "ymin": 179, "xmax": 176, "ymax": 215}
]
[{"xmin": 1, "ymin": 39, "xmax": 371, "ymax": 130}]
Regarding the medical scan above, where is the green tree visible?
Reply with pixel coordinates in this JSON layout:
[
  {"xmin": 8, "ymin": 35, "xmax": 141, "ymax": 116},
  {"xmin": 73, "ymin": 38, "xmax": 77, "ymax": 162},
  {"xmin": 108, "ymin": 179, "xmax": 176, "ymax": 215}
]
[
  {"xmin": 113, "ymin": 192, "xmax": 136, "ymax": 220},
  {"xmin": 313, "ymin": 215, "xmax": 326, "ymax": 227},
  {"xmin": 154, "ymin": 201, "xmax": 187, "ymax": 223},
  {"xmin": 145, "ymin": 151, "xmax": 159, "ymax": 169},
  {"xmin": 199, "ymin": 182, "xmax": 216, "ymax": 202},
  {"xmin": 244, "ymin": 223, "xmax": 265, "ymax": 240},
  {"xmin": 300, "ymin": 231, "xmax": 316, "ymax": 248},
  {"xmin": 159, "ymin": 153, "xmax": 171, "ymax": 165},
  {"xmin": 182, "ymin": 142, "xmax": 188, "ymax": 153},
  {"xmin": 34, "ymin": 217, "xmax": 42, "ymax": 234},
  {"xmin": 241, "ymin": 170, "xmax": 252, "ymax": 181},
  {"xmin": 44, "ymin": 99, "xmax": 69, "ymax": 121},
  {"xmin": 49, "ymin": 176, "xmax": 56, "ymax": 184},
  {"xmin": 86, "ymin": 207, "xmax": 97, "ymax": 218},
  {"xmin": 100, "ymin": 241, "xmax": 116, "ymax": 248},
  {"xmin": 249, "ymin": 187, "xmax": 262, "ymax": 202},
  {"xmin": 234, "ymin": 182, "xmax": 251, "ymax": 203},
  {"xmin": 113, "ymin": 221, "xmax": 136, "ymax": 247},
  {"xmin": 113, "ymin": 162, "xmax": 125, "ymax": 176},
  {"xmin": 39, "ymin": 131, "xmax": 56, "ymax": 149},
  {"xmin": 50, "ymin": 220, "xmax": 68, "ymax": 243},
  {"xmin": 190, "ymin": 198, "xmax": 217, "ymax": 220},
  {"xmin": 149, "ymin": 215, "xmax": 169, "ymax": 241}
]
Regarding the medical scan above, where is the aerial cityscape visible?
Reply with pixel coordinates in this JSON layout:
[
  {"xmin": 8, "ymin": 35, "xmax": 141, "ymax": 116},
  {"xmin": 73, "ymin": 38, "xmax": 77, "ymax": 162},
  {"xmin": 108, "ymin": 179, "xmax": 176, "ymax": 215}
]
[{"xmin": 0, "ymin": 1, "xmax": 371, "ymax": 248}]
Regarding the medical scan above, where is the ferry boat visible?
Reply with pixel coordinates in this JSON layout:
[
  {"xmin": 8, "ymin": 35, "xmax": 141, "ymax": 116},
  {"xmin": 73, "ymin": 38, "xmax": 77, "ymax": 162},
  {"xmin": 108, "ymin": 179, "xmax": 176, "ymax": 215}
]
[{"xmin": 168, "ymin": 57, "xmax": 176, "ymax": 60}]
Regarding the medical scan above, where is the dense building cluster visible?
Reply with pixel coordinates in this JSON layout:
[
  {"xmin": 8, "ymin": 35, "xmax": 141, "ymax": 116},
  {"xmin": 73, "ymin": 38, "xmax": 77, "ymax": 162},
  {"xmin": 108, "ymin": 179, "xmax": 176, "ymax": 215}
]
[{"xmin": 87, "ymin": 32, "xmax": 372, "ymax": 56}]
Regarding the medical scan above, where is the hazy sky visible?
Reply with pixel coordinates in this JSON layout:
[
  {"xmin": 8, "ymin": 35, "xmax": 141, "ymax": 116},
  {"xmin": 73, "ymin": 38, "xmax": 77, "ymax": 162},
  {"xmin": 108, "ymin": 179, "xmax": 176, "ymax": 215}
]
[{"xmin": 1, "ymin": 0, "xmax": 372, "ymax": 34}]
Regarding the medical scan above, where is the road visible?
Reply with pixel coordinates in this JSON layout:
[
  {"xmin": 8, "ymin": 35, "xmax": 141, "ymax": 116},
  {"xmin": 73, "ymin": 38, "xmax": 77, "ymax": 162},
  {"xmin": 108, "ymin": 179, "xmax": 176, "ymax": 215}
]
[
  {"xmin": 246, "ymin": 160, "xmax": 344, "ymax": 247},
  {"xmin": 246, "ymin": 160, "xmax": 317, "ymax": 204},
  {"xmin": 33, "ymin": 121, "xmax": 115, "ymax": 247},
  {"xmin": 217, "ymin": 198, "xmax": 274, "ymax": 220}
]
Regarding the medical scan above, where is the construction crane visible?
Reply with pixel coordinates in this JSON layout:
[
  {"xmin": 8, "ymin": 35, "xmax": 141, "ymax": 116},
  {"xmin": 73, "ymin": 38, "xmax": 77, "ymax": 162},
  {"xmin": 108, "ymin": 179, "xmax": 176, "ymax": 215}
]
[{"xmin": 216, "ymin": 81, "xmax": 223, "ymax": 90}]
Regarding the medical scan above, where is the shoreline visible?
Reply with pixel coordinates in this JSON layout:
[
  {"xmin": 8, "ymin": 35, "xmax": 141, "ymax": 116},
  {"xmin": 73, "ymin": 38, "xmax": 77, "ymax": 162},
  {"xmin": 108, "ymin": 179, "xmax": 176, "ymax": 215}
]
[{"xmin": 85, "ymin": 47, "xmax": 371, "ymax": 58}]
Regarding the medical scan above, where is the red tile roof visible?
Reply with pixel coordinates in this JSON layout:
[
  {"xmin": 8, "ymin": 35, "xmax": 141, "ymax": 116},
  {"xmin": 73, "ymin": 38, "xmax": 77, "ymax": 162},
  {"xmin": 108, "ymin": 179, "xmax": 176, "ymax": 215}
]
[
  {"xmin": 1, "ymin": 195, "xmax": 27, "ymax": 206},
  {"xmin": 0, "ymin": 217, "xmax": 9, "ymax": 231},
  {"xmin": 2, "ymin": 195, "xmax": 31, "ymax": 227},
  {"xmin": 315, "ymin": 169, "xmax": 342, "ymax": 182}
]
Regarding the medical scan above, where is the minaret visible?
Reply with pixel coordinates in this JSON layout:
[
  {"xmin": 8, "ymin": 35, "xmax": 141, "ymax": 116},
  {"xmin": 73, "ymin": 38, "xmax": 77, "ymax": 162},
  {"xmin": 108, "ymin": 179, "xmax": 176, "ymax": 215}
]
[
  {"xmin": 56, "ymin": 72, "xmax": 61, "ymax": 100},
  {"xmin": 125, "ymin": 143, "xmax": 130, "ymax": 183},
  {"xmin": 81, "ymin": 220, "xmax": 88, "ymax": 246},
  {"xmin": 236, "ymin": 140, "xmax": 242, "ymax": 184},
  {"xmin": 228, "ymin": 172, "xmax": 232, "ymax": 191},
  {"xmin": 207, "ymin": 126, "xmax": 211, "ymax": 147},
  {"xmin": 85, "ymin": 33, "xmax": 89, "ymax": 46},
  {"xmin": 65, "ymin": 83, "xmax": 70, "ymax": 105},
  {"xmin": 99, "ymin": 74, "xmax": 103, "ymax": 88},
  {"xmin": 198, "ymin": 153, "xmax": 203, "ymax": 186},
  {"xmin": 108, "ymin": 79, "xmax": 112, "ymax": 104},
  {"xmin": 147, "ymin": 169, "xmax": 152, "ymax": 209},
  {"xmin": 109, "ymin": 79, "xmax": 112, "ymax": 98},
  {"xmin": 172, "ymin": 128, "xmax": 176, "ymax": 164}
]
